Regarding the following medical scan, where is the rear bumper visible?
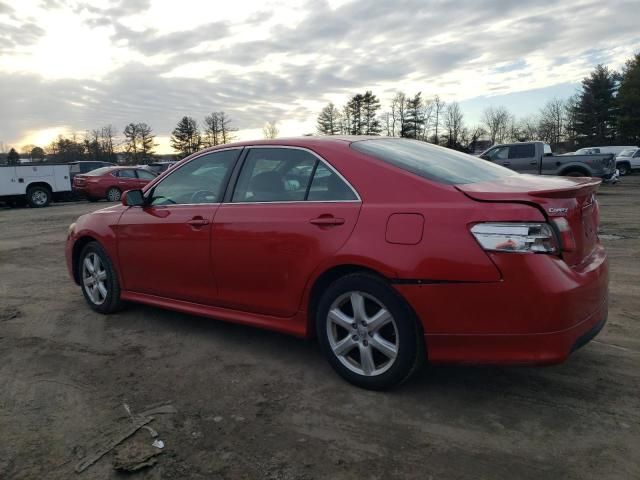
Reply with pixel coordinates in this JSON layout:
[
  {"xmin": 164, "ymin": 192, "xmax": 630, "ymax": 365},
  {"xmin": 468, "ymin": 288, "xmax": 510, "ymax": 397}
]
[
  {"xmin": 395, "ymin": 244, "xmax": 609, "ymax": 365},
  {"xmin": 422, "ymin": 297, "xmax": 607, "ymax": 365}
]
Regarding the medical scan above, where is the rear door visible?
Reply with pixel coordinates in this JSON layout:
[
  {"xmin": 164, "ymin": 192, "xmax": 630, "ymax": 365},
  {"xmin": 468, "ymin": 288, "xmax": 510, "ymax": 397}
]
[{"xmin": 212, "ymin": 146, "xmax": 361, "ymax": 317}]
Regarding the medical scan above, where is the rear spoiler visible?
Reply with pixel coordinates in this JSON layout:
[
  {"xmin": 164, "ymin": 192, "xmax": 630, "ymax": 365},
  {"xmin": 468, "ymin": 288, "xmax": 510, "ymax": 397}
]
[{"xmin": 527, "ymin": 178, "xmax": 601, "ymax": 198}]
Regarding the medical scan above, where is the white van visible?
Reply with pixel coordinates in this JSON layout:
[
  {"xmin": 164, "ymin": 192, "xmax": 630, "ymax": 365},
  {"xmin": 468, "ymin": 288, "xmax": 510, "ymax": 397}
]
[
  {"xmin": 0, "ymin": 164, "xmax": 71, "ymax": 207},
  {"xmin": 574, "ymin": 146, "xmax": 637, "ymax": 156}
]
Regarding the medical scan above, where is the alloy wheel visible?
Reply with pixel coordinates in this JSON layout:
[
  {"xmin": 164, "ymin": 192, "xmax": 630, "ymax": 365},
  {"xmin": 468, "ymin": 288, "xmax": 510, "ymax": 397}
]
[
  {"xmin": 82, "ymin": 252, "xmax": 108, "ymax": 305},
  {"xmin": 107, "ymin": 188, "xmax": 121, "ymax": 202},
  {"xmin": 326, "ymin": 291, "xmax": 399, "ymax": 376}
]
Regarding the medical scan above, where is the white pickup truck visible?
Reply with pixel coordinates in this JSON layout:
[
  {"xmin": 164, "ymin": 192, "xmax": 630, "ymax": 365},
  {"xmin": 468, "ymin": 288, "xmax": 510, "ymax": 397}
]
[{"xmin": 0, "ymin": 164, "xmax": 72, "ymax": 207}]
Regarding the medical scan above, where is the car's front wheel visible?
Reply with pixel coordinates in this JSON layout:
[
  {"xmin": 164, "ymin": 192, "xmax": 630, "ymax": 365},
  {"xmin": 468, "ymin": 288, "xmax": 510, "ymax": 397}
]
[
  {"xmin": 79, "ymin": 242, "xmax": 122, "ymax": 314},
  {"xmin": 316, "ymin": 273, "xmax": 424, "ymax": 390},
  {"xmin": 618, "ymin": 162, "xmax": 631, "ymax": 176}
]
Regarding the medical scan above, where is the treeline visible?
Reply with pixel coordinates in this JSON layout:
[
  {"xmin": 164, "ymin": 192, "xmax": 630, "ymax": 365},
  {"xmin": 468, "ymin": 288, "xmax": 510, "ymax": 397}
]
[
  {"xmin": 1, "ymin": 111, "xmax": 239, "ymax": 165},
  {"xmin": 317, "ymin": 53, "xmax": 640, "ymax": 152}
]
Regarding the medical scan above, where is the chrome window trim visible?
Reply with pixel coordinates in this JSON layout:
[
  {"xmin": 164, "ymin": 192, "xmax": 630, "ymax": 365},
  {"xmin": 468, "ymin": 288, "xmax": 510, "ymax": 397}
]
[
  {"xmin": 229, "ymin": 145, "xmax": 361, "ymax": 204},
  {"xmin": 143, "ymin": 147, "xmax": 243, "ymax": 206}
]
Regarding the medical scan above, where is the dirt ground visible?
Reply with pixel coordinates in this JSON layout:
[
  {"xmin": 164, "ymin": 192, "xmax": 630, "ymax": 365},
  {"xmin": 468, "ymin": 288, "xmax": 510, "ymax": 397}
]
[{"xmin": 1, "ymin": 177, "xmax": 639, "ymax": 480}]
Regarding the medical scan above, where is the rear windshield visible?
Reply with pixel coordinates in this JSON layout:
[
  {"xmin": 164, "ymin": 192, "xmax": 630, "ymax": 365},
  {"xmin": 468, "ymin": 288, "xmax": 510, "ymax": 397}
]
[
  {"xmin": 351, "ymin": 138, "xmax": 517, "ymax": 185},
  {"xmin": 84, "ymin": 167, "xmax": 113, "ymax": 176}
]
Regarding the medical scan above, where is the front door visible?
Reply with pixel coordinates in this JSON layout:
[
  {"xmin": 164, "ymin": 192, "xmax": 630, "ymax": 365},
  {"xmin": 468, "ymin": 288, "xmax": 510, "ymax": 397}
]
[
  {"xmin": 212, "ymin": 147, "xmax": 361, "ymax": 317},
  {"xmin": 117, "ymin": 149, "xmax": 240, "ymax": 304}
]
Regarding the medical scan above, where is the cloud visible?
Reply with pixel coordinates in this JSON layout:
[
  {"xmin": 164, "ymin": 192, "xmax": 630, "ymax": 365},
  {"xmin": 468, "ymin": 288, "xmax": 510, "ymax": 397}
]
[{"xmin": 1, "ymin": 0, "xmax": 639, "ymax": 148}]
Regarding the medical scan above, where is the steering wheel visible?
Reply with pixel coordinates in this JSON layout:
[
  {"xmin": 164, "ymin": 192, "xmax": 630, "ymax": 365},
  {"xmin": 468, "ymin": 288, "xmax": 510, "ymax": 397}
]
[{"xmin": 190, "ymin": 190, "xmax": 217, "ymax": 203}]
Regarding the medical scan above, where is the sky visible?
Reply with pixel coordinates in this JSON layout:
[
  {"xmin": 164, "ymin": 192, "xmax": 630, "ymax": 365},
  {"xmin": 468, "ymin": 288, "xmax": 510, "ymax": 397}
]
[{"xmin": 1, "ymin": 0, "xmax": 639, "ymax": 154}]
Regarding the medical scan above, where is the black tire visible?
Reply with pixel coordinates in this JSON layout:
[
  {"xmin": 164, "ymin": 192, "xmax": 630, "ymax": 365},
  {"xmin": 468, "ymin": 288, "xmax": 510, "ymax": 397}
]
[
  {"xmin": 618, "ymin": 162, "xmax": 631, "ymax": 176},
  {"xmin": 316, "ymin": 273, "xmax": 424, "ymax": 390},
  {"xmin": 26, "ymin": 186, "xmax": 51, "ymax": 208},
  {"xmin": 78, "ymin": 241, "xmax": 123, "ymax": 314},
  {"xmin": 106, "ymin": 187, "xmax": 121, "ymax": 202}
]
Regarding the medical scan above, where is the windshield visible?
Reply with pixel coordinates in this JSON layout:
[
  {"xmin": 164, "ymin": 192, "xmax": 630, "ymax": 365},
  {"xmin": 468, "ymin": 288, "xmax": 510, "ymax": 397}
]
[
  {"xmin": 618, "ymin": 149, "xmax": 635, "ymax": 157},
  {"xmin": 351, "ymin": 138, "xmax": 517, "ymax": 185}
]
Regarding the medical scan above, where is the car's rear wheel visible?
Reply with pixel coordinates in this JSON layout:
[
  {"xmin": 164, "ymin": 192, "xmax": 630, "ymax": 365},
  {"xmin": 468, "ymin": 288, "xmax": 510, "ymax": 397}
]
[
  {"xmin": 27, "ymin": 185, "xmax": 51, "ymax": 208},
  {"xmin": 79, "ymin": 242, "xmax": 122, "ymax": 314},
  {"xmin": 106, "ymin": 187, "xmax": 121, "ymax": 202},
  {"xmin": 316, "ymin": 273, "xmax": 424, "ymax": 390}
]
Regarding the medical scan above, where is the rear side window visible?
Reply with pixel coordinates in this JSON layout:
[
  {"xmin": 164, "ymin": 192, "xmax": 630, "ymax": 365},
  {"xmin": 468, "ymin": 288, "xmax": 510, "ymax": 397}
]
[
  {"xmin": 307, "ymin": 163, "xmax": 357, "ymax": 201},
  {"xmin": 352, "ymin": 139, "xmax": 516, "ymax": 185},
  {"xmin": 136, "ymin": 169, "xmax": 156, "ymax": 180},
  {"xmin": 509, "ymin": 144, "xmax": 535, "ymax": 159},
  {"xmin": 232, "ymin": 148, "xmax": 317, "ymax": 202},
  {"xmin": 117, "ymin": 169, "xmax": 136, "ymax": 178},
  {"xmin": 85, "ymin": 167, "xmax": 113, "ymax": 176}
]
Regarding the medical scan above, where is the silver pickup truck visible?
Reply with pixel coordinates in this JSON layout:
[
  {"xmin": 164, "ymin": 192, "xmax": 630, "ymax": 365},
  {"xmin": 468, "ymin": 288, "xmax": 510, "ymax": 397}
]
[{"xmin": 480, "ymin": 141, "xmax": 618, "ymax": 182}]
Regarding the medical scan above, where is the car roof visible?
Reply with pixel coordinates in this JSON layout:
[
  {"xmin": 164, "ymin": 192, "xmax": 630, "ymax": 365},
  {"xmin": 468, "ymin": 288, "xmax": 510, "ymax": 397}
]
[{"xmin": 195, "ymin": 135, "xmax": 383, "ymax": 154}]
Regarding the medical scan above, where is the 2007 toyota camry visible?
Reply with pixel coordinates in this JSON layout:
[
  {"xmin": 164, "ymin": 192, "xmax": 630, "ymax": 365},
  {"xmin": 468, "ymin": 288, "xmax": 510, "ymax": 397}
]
[{"xmin": 66, "ymin": 137, "xmax": 608, "ymax": 390}]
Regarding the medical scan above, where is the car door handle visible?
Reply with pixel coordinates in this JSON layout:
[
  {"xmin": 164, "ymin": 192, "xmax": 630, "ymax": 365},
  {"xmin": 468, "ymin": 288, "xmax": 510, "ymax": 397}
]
[
  {"xmin": 529, "ymin": 160, "xmax": 538, "ymax": 165},
  {"xmin": 502, "ymin": 161, "xmax": 511, "ymax": 166},
  {"xmin": 310, "ymin": 216, "xmax": 345, "ymax": 226},
  {"xmin": 187, "ymin": 217, "xmax": 209, "ymax": 227}
]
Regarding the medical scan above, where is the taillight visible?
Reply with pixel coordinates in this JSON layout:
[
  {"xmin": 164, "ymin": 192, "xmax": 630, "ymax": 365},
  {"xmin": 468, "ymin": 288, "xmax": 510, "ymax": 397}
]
[
  {"xmin": 470, "ymin": 223, "xmax": 559, "ymax": 254},
  {"xmin": 551, "ymin": 217, "xmax": 576, "ymax": 252}
]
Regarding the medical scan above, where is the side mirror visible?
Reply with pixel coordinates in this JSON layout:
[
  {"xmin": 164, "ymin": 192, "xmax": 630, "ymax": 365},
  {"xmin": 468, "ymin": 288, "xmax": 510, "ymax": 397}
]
[
  {"xmin": 122, "ymin": 189, "xmax": 145, "ymax": 207},
  {"xmin": 480, "ymin": 154, "xmax": 490, "ymax": 161}
]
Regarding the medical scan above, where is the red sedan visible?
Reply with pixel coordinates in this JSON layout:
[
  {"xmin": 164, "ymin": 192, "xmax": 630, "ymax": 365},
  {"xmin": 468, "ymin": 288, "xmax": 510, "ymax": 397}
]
[
  {"xmin": 65, "ymin": 137, "xmax": 608, "ymax": 390},
  {"xmin": 72, "ymin": 166, "xmax": 156, "ymax": 202}
]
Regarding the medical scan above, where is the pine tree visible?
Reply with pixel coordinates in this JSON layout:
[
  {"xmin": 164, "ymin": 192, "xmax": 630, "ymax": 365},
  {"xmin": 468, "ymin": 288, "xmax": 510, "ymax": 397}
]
[
  {"xmin": 617, "ymin": 53, "xmax": 640, "ymax": 145},
  {"xmin": 170, "ymin": 116, "xmax": 201, "ymax": 158},
  {"xmin": 575, "ymin": 65, "xmax": 619, "ymax": 146},
  {"xmin": 316, "ymin": 103, "xmax": 341, "ymax": 135},
  {"xmin": 362, "ymin": 91, "xmax": 382, "ymax": 135},
  {"xmin": 7, "ymin": 148, "xmax": 19, "ymax": 165},
  {"xmin": 403, "ymin": 93, "xmax": 424, "ymax": 139},
  {"xmin": 138, "ymin": 123, "xmax": 156, "ymax": 162},
  {"xmin": 348, "ymin": 94, "xmax": 364, "ymax": 135}
]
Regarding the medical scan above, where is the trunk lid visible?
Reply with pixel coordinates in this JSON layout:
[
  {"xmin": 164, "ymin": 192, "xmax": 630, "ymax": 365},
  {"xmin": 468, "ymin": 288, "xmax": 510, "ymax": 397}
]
[
  {"xmin": 456, "ymin": 174, "xmax": 601, "ymax": 266},
  {"xmin": 73, "ymin": 174, "xmax": 88, "ymax": 186}
]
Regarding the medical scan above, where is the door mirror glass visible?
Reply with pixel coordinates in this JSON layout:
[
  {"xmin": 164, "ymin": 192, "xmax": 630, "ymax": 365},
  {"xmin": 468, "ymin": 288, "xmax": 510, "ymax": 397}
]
[{"xmin": 123, "ymin": 189, "xmax": 144, "ymax": 206}]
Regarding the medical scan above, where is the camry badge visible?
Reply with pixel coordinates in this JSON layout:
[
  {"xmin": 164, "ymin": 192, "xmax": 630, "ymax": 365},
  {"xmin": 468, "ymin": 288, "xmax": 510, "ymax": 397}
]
[{"xmin": 548, "ymin": 207, "xmax": 569, "ymax": 214}]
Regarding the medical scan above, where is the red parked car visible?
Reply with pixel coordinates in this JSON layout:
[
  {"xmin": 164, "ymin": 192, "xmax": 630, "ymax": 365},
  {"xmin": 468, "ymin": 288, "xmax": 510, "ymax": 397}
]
[
  {"xmin": 72, "ymin": 166, "xmax": 156, "ymax": 202},
  {"xmin": 65, "ymin": 138, "xmax": 608, "ymax": 389}
]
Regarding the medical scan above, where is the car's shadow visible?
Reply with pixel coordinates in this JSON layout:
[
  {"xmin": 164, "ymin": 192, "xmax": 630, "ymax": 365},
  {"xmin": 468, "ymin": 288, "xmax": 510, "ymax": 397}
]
[{"xmin": 107, "ymin": 302, "xmax": 617, "ymax": 404}]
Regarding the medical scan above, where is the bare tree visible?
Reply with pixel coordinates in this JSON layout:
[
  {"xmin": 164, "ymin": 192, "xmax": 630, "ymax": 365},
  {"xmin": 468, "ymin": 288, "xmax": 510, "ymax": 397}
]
[
  {"xmin": 263, "ymin": 121, "xmax": 279, "ymax": 139},
  {"xmin": 419, "ymin": 99, "xmax": 434, "ymax": 141},
  {"xmin": 432, "ymin": 95, "xmax": 446, "ymax": 145},
  {"xmin": 483, "ymin": 106, "xmax": 514, "ymax": 144},
  {"xmin": 389, "ymin": 92, "xmax": 406, "ymax": 137},
  {"xmin": 538, "ymin": 98, "xmax": 566, "ymax": 148},
  {"xmin": 518, "ymin": 115, "xmax": 539, "ymax": 141},
  {"xmin": 444, "ymin": 101, "xmax": 464, "ymax": 148}
]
